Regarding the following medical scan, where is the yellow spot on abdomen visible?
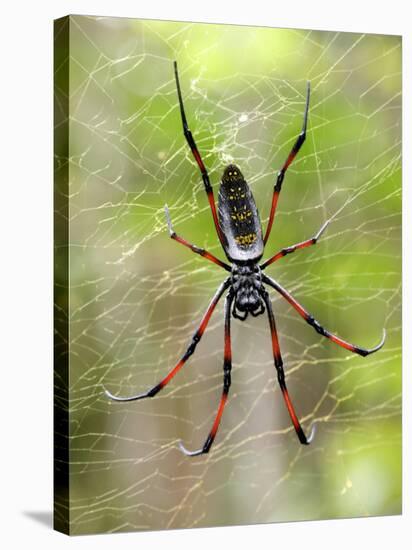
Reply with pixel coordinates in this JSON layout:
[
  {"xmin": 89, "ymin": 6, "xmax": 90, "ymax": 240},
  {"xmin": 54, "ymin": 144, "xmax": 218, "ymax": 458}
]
[
  {"xmin": 235, "ymin": 233, "xmax": 257, "ymax": 246},
  {"xmin": 230, "ymin": 210, "xmax": 252, "ymax": 222}
]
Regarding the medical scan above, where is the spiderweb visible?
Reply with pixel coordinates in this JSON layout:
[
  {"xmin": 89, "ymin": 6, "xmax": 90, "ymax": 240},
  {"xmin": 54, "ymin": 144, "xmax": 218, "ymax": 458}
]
[{"xmin": 54, "ymin": 15, "xmax": 401, "ymax": 534}]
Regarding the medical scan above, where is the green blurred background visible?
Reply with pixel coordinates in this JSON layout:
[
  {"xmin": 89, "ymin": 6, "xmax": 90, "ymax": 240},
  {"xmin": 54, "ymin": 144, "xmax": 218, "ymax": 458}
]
[{"xmin": 54, "ymin": 15, "xmax": 401, "ymax": 534}]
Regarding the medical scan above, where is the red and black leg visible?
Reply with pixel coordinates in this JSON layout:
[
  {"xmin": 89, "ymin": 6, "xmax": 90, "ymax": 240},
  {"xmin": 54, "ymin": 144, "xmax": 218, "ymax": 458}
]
[
  {"xmin": 262, "ymin": 274, "xmax": 386, "ymax": 356},
  {"xmin": 164, "ymin": 205, "xmax": 231, "ymax": 271},
  {"xmin": 261, "ymin": 290, "xmax": 315, "ymax": 445},
  {"xmin": 104, "ymin": 278, "xmax": 231, "ymax": 402},
  {"xmin": 179, "ymin": 291, "xmax": 234, "ymax": 456},
  {"xmin": 264, "ymin": 82, "xmax": 311, "ymax": 245},
  {"xmin": 174, "ymin": 61, "xmax": 225, "ymax": 247},
  {"xmin": 261, "ymin": 218, "xmax": 330, "ymax": 270}
]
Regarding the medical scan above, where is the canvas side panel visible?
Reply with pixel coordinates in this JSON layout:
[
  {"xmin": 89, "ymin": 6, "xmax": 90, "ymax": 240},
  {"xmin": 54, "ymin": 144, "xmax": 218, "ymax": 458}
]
[{"xmin": 54, "ymin": 15, "xmax": 70, "ymax": 536}]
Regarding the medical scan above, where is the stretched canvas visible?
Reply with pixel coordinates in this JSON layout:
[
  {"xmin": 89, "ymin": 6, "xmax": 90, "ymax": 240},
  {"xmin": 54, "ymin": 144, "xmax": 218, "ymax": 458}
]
[{"xmin": 54, "ymin": 15, "xmax": 402, "ymax": 535}]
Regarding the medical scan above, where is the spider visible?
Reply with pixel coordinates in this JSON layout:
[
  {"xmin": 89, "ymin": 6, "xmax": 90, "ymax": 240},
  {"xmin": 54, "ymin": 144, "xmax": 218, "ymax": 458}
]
[{"xmin": 105, "ymin": 61, "xmax": 386, "ymax": 456}]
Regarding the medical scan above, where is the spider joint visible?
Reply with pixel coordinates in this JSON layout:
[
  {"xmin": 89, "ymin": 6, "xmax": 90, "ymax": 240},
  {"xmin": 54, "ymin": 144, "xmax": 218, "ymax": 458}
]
[
  {"xmin": 307, "ymin": 315, "xmax": 326, "ymax": 335},
  {"xmin": 275, "ymin": 172, "xmax": 284, "ymax": 190},
  {"xmin": 192, "ymin": 245, "xmax": 204, "ymax": 255},
  {"xmin": 276, "ymin": 367, "xmax": 285, "ymax": 383},
  {"xmin": 203, "ymin": 174, "xmax": 212, "ymax": 189},
  {"xmin": 203, "ymin": 435, "xmax": 213, "ymax": 454},
  {"xmin": 183, "ymin": 334, "xmax": 200, "ymax": 360},
  {"xmin": 148, "ymin": 384, "xmax": 161, "ymax": 398}
]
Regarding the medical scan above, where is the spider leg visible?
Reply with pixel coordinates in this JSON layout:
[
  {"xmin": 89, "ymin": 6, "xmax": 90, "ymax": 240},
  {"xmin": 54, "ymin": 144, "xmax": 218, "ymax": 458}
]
[
  {"xmin": 174, "ymin": 61, "xmax": 225, "ymax": 247},
  {"xmin": 264, "ymin": 82, "xmax": 310, "ymax": 245},
  {"xmin": 262, "ymin": 274, "xmax": 386, "ymax": 356},
  {"xmin": 261, "ymin": 290, "xmax": 315, "ymax": 444},
  {"xmin": 179, "ymin": 291, "xmax": 234, "ymax": 456},
  {"xmin": 261, "ymin": 218, "xmax": 330, "ymax": 269},
  {"xmin": 164, "ymin": 205, "xmax": 231, "ymax": 271},
  {"xmin": 104, "ymin": 278, "xmax": 231, "ymax": 402}
]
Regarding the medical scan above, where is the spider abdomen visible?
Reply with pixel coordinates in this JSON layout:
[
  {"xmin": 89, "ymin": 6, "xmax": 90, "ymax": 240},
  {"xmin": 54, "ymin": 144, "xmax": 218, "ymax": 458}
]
[{"xmin": 218, "ymin": 164, "xmax": 264, "ymax": 263}]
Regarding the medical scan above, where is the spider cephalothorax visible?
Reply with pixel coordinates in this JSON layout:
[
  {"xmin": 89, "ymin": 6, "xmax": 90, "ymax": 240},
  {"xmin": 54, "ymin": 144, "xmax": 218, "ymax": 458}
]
[
  {"xmin": 231, "ymin": 264, "xmax": 264, "ymax": 320},
  {"xmin": 105, "ymin": 61, "xmax": 386, "ymax": 457}
]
